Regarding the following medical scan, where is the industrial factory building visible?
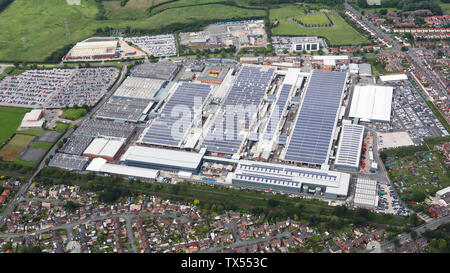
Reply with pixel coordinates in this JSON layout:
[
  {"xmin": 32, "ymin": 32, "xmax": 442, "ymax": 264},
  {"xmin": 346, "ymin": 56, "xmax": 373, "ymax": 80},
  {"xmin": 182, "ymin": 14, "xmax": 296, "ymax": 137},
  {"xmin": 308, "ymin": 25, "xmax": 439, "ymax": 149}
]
[
  {"xmin": 349, "ymin": 85, "xmax": 393, "ymax": 123},
  {"xmin": 86, "ymin": 158, "xmax": 160, "ymax": 180},
  {"xmin": 82, "ymin": 137, "xmax": 125, "ymax": 162},
  {"xmin": 353, "ymin": 178, "xmax": 378, "ymax": 209},
  {"xmin": 66, "ymin": 38, "xmax": 119, "ymax": 60},
  {"xmin": 230, "ymin": 160, "xmax": 350, "ymax": 198},
  {"xmin": 334, "ymin": 124, "xmax": 364, "ymax": 171},
  {"xmin": 120, "ymin": 146, "xmax": 206, "ymax": 172}
]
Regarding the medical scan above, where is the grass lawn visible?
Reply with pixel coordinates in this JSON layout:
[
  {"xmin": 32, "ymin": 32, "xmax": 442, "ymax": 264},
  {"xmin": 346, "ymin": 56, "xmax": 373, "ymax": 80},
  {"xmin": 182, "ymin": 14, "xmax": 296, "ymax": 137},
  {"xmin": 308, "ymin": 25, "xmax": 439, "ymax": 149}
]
[
  {"xmin": 14, "ymin": 159, "xmax": 38, "ymax": 168},
  {"xmin": 16, "ymin": 129, "xmax": 45, "ymax": 136},
  {"xmin": 61, "ymin": 108, "xmax": 87, "ymax": 120},
  {"xmin": 0, "ymin": 106, "xmax": 30, "ymax": 146},
  {"xmin": 297, "ymin": 13, "xmax": 331, "ymax": 26},
  {"xmin": 0, "ymin": 0, "xmax": 266, "ymax": 62},
  {"xmin": 439, "ymin": 0, "xmax": 450, "ymax": 14},
  {"xmin": 31, "ymin": 142, "xmax": 54, "ymax": 150},
  {"xmin": 7, "ymin": 134, "xmax": 35, "ymax": 148},
  {"xmin": 271, "ymin": 11, "xmax": 370, "ymax": 46},
  {"xmin": 54, "ymin": 122, "xmax": 70, "ymax": 133}
]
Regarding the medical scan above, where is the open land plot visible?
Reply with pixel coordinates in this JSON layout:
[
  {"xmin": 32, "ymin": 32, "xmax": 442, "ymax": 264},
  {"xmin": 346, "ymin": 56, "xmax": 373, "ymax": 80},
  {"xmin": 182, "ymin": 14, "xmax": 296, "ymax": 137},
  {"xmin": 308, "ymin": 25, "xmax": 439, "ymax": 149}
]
[
  {"xmin": 270, "ymin": 7, "xmax": 370, "ymax": 45},
  {"xmin": 31, "ymin": 142, "xmax": 54, "ymax": 150},
  {"xmin": 19, "ymin": 147, "xmax": 48, "ymax": 162},
  {"xmin": 16, "ymin": 129, "xmax": 45, "ymax": 136},
  {"xmin": 36, "ymin": 131, "xmax": 61, "ymax": 143},
  {"xmin": 7, "ymin": 134, "xmax": 35, "ymax": 148},
  {"xmin": 104, "ymin": 0, "xmax": 174, "ymax": 18},
  {"xmin": 0, "ymin": 0, "xmax": 266, "ymax": 62},
  {"xmin": 61, "ymin": 108, "xmax": 87, "ymax": 120},
  {"xmin": 0, "ymin": 146, "xmax": 23, "ymax": 161},
  {"xmin": 0, "ymin": 106, "xmax": 30, "ymax": 145},
  {"xmin": 297, "ymin": 13, "xmax": 331, "ymax": 26}
]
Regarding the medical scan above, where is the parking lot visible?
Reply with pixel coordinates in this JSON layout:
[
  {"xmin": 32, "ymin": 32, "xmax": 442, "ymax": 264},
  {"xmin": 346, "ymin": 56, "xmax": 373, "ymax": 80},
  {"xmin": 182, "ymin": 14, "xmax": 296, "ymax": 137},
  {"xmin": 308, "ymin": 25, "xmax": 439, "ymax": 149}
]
[
  {"xmin": 377, "ymin": 182, "xmax": 410, "ymax": 216},
  {"xmin": 0, "ymin": 68, "xmax": 119, "ymax": 108},
  {"xmin": 389, "ymin": 80, "xmax": 448, "ymax": 144}
]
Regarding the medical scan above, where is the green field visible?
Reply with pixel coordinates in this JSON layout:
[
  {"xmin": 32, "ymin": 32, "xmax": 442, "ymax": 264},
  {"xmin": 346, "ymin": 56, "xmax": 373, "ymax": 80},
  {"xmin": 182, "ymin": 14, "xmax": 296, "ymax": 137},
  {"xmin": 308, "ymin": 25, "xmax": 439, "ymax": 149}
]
[
  {"xmin": 270, "ymin": 6, "xmax": 370, "ymax": 46},
  {"xmin": 16, "ymin": 129, "xmax": 45, "ymax": 136},
  {"xmin": 54, "ymin": 122, "xmax": 70, "ymax": 133},
  {"xmin": 31, "ymin": 142, "xmax": 54, "ymax": 150},
  {"xmin": 61, "ymin": 108, "xmax": 87, "ymax": 120},
  {"xmin": 439, "ymin": 0, "xmax": 450, "ymax": 15},
  {"xmin": 0, "ymin": 106, "xmax": 30, "ymax": 146},
  {"xmin": 296, "ymin": 13, "xmax": 331, "ymax": 26},
  {"xmin": 0, "ymin": 0, "xmax": 266, "ymax": 62},
  {"xmin": 7, "ymin": 134, "xmax": 35, "ymax": 147}
]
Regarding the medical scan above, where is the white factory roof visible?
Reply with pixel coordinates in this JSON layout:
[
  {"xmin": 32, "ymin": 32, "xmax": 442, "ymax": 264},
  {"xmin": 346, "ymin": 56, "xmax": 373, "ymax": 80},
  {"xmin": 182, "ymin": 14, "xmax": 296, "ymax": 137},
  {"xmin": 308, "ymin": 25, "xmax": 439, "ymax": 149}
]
[
  {"xmin": 69, "ymin": 40, "xmax": 118, "ymax": 58},
  {"xmin": 354, "ymin": 193, "xmax": 378, "ymax": 208},
  {"xmin": 379, "ymin": 73, "xmax": 408, "ymax": 82},
  {"xmin": 23, "ymin": 109, "xmax": 43, "ymax": 121},
  {"xmin": 120, "ymin": 146, "xmax": 204, "ymax": 170},
  {"xmin": 86, "ymin": 158, "xmax": 159, "ymax": 179},
  {"xmin": 354, "ymin": 178, "xmax": 378, "ymax": 207},
  {"xmin": 358, "ymin": 63, "xmax": 372, "ymax": 76},
  {"xmin": 19, "ymin": 119, "xmax": 44, "ymax": 129},
  {"xmin": 83, "ymin": 138, "xmax": 124, "ymax": 159},
  {"xmin": 234, "ymin": 160, "xmax": 350, "ymax": 197},
  {"xmin": 313, "ymin": 55, "xmax": 348, "ymax": 60},
  {"xmin": 349, "ymin": 63, "xmax": 359, "ymax": 74},
  {"xmin": 349, "ymin": 85, "xmax": 393, "ymax": 122},
  {"xmin": 113, "ymin": 76, "xmax": 165, "ymax": 100},
  {"xmin": 335, "ymin": 124, "xmax": 364, "ymax": 169},
  {"xmin": 436, "ymin": 186, "xmax": 450, "ymax": 197}
]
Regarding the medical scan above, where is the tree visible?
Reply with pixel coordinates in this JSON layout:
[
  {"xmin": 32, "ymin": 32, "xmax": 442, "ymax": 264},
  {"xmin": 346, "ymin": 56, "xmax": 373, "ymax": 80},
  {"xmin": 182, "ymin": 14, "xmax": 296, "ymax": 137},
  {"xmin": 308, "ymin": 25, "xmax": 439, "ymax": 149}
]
[
  {"xmin": 393, "ymin": 238, "xmax": 401, "ymax": 248},
  {"xmin": 410, "ymin": 230, "xmax": 418, "ymax": 241},
  {"xmin": 438, "ymin": 239, "xmax": 447, "ymax": 253}
]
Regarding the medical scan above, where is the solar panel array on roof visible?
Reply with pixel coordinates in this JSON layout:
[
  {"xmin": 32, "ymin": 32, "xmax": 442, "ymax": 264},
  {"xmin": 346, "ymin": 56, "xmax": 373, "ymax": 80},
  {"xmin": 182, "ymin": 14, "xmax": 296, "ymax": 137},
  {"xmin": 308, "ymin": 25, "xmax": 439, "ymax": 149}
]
[
  {"xmin": 335, "ymin": 124, "xmax": 364, "ymax": 169},
  {"xmin": 284, "ymin": 70, "xmax": 347, "ymax": 165},
  {"xmin": 263, "ymin": 84, "xmax": 293, "ymax": 142},
  {"xmin": 201, "ymin": 66, "xmax": 275, "ymax": 154},
  {"xmin": 141, "ymin": 82, "xmax": 212, "ymax": 147}
]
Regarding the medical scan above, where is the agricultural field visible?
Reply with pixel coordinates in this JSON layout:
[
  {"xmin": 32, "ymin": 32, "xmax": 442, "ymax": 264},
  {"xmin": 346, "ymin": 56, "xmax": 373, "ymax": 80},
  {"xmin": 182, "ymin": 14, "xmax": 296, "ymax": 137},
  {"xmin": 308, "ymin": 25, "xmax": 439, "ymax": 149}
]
[
  {"xmin": 0, "ymin": 0, "xmax": 266, "ymax": 62},
  {"xmin": 0, "ymin": 146, "xmax": 23, "ymax": 161},
  {"xmin": 0, "ymin": 106, "xmax": 30, "ymax": 146},
  {"xmin": 385, "ymin": 150, "xmax": 450, "ymax": 203},
  {"xmin": 296, "ymin": 13, "xmax": 331, "ymax": 26},
  {"xmin": 0, "ymin": 134, "xmax": 34, "ymax": 162},
  {"xmin": 270, "ymin": 6, "xmax": 370, "ymax": 46},
  {"xmin": 7, "ymin": 134, "xmax": 35, "ymax": 148}
]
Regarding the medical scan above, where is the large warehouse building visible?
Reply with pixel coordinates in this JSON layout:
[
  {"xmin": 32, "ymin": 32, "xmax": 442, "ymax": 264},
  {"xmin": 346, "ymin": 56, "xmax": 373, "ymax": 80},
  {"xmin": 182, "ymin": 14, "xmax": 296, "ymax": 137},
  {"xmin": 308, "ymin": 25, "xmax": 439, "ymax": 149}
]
[
  {"xmin": 66, "ymin": 38, "xmax": 119, "ymax": 60},
  {"xmin": 82, "ymin": 137, "xmax": 125, "ymax": 162},
  {"xmin": 230, "ymin": 160, "xmax": 350, "ymax": 198},
  {"xmin": 349, "ymin": 85, "xmax": 393, "ymax": 123},
  {"xmin": 334, "ymin": 124, "xmax": 364, "ymax": 171},
  {"xmin": 282, "ymin": 70, "xmax": 347, "ymax": 167},
  {"xmin": 353, "ymin": 178, "xmax": 378, "ymax": 209},
  {"xmin": 86, "ymin": 158, "xmax": 160, "ymax": 180},
  {"xmin": 120, "ymin": 146, "xmax": 206, "ymax": 172}
]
